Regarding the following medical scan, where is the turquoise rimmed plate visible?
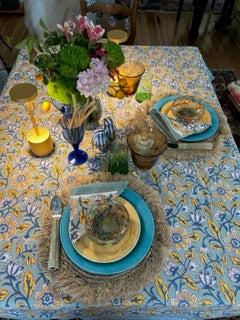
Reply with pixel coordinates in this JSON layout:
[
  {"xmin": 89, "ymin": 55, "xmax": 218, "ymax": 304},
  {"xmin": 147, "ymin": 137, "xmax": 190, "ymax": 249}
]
[
  {"xmin": 153, "ymin": 95, "xmax": 219, "ymax": 142},
  {"xmin": 60, "ymin": 188, "xmax": 154, "ymax": 275}
]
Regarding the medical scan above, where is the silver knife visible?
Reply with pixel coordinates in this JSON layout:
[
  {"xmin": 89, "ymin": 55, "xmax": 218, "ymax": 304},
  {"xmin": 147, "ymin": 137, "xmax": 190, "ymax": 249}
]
[
  {"xmin": 167, "ymin": 142, "xmax": 213, "ymax": 150},
  {"xmin": 48, "ymin": 195, "xmax": 63, "ymax": 271}
]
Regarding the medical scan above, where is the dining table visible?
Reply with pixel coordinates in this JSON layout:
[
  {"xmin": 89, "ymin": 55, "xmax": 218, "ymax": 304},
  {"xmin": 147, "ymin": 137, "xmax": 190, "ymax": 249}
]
[{"xmin": 0, "ymin": 45, "xmax": 240, "ymax": 320}]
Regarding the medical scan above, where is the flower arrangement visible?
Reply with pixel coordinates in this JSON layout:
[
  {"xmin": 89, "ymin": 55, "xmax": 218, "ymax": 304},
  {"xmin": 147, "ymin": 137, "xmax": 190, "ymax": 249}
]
[{"xmin": 16, "ymin": 16, "xmax": 125, "ymax": 106}]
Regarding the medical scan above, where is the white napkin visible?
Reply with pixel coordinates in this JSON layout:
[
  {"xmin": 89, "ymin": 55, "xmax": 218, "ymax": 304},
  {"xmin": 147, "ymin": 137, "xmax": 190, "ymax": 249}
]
[{"xmin": 69, "ymin": 181, "xmax": 128, "ymax": 244}]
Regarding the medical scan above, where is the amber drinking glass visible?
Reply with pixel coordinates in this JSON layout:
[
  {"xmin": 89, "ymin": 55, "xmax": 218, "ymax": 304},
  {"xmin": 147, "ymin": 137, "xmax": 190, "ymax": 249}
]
[
  {"xmin": 127, "ymin": 127, "xmax": 167, "ymax": 170},
  {"xmin": 117, "ymin": 61, "xmax": 145, "ymax": 96}
]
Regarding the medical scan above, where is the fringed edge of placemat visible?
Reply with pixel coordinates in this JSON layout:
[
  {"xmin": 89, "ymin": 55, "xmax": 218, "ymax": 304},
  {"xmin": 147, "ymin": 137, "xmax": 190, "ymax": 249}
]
[
  {"xmin": 134, "ymin": 91, "xmax": 232, "ymax": 161},
  {"xmin": 38, "ymin": 172, "xmax": 171, "ymax": 305}
]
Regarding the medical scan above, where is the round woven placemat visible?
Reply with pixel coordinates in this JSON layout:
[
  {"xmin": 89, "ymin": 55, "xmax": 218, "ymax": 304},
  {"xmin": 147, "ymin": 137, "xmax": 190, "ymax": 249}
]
[{"xmin": 38, "ymin": 172, "xmax": 171, "ymax": 305}]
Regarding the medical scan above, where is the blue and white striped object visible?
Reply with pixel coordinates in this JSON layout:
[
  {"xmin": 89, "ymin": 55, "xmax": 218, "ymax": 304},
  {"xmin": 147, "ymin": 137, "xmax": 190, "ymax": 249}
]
[
  {"xmin": 104, "ymin": 117, "xmax": 116, "ymax": 141},
  {"xmin": 93, "ymin": 128, "xmax": 109, "ymax": 153}
]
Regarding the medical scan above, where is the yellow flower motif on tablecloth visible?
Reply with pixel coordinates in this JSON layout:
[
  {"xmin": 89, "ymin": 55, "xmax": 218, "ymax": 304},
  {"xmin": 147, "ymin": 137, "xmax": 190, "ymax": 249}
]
[
  {"xmin": 171, "ymin": 289, "xmax": 197, "ymax": 307},
  {"xmin": 225, "ymin": 231, "xmax": 240, "ymax": 255},
  {"xmin": 171, "ymin": 226, "xmax": 191, "ymax": 250},
  {"xmin": 213, "ymin": 182, "xmax": 232, "ymax": 200},
  {"xmin": 162, "ymin": 179, "xmax": 182, "ymax": 196},
  {"xmin": 0, "ymin": 216, "xmax": 17, "ymax": 240},
  {"xmin": 11, "ymin": 170, "xmax": 33, "ymax": 189},
  {"xmin": 35, "ymin": 283, "xmax": 63, "ymax": 308}
]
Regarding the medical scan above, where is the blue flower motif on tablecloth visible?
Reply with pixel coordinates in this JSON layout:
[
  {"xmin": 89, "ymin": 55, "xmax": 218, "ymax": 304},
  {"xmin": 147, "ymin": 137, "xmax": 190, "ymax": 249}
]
[
  {"xmin": 230, "ymin": 167, "xmax": 240, "ymax": 182},
  {"xmin": 190, "ymin": 211, "xmax": 205, "ymax": 225},
  {"xmin": 35, "ymin": 284, "xmax": 63, "ymax": 308},
  {"xmin": 228, "ymin": 268, "xmax": 240, "ymax": 283},
  {"xmin": 0, "ymin": 217, "xmax": 17, "ymax": 240},
  {"xmin": 7, "ymin": 261, "xmax": 24, "ymax": 280},
  {"xmin": 171, "ymin": 289, "xmax": 197, "ymax": 307},
  {"xmin": 163, "ymin": 179, "xmax": 182, "ymax": 196},
  {"xmin": 112, "ymin": 298, "xmax": 123, "ymax": 306},
  {"xmin": 12, "ymin": 171, "xmax": 32, "ymax": 190},
  {"xmin": 164, "ymin": 262, "xmax": 178, "ymax": 276},
  {"xmin": 199, "ymin": 271, "xmax": 217, "ymax": 289},
  {"xmin": 189, "ymin": 261, "xmax": 200, "ymax": 272},
  {"xmin": 225, "ymin": 231, "xmax": 240, "ymax": 254},
  {"xmin": 213, "ymin": 182, "xmax": 232, "ymax": 200},
  {"xmin": 171, "ymin": 226, "xmax": 191, "ymax": 250},
  {"xmin": 215, "ymin": 210, "xmax": 227, "ymax": 222},
  {"xmin": 87, "ymin": 156, "xmax": 102, "ymax": 173},
  {"xmin": 0, "ymin": 251, "xmax": 12, "ymax": 263}
]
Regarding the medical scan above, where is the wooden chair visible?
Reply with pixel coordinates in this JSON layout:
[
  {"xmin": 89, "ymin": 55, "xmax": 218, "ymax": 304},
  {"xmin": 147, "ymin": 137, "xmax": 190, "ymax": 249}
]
[
  {"xmin": 79, "ymin": 0, "xmax": 138, "ymax": 45},
  {"xmin": 176, "ymin": 0, "xmax": 216, "ymax": 22}
]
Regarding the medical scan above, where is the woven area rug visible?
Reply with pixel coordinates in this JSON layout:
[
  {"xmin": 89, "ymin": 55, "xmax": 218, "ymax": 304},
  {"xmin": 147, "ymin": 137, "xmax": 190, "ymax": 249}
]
[{"xmin": 211, "ymin": 69, "xmax": 240, "ymax": 149}]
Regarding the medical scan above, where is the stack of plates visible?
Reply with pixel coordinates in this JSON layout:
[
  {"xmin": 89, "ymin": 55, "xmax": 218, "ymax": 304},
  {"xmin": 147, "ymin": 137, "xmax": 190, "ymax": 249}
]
[
  {"xmin": 154, "ymin": 95, "xmax": 219, "ymax": 142},
  {"xmin": 60, "ymin": 188, "xmax": 155, "ymax": 275}
]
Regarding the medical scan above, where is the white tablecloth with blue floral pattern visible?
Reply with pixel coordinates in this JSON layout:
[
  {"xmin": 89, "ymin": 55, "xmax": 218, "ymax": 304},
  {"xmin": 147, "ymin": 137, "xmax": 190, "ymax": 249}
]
[{"xmin": 0, "ymin": 46, "xmax": 240, "ymax": 320}]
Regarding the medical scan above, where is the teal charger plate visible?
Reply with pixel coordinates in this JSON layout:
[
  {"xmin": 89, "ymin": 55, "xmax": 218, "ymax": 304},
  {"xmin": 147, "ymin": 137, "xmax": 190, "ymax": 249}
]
[
  {"xmin": 60, "ymin": 188, "xmax": 155, "ymax": 275},
  {"xmin": 153, "ymin": 95, "xmax": 219, "ymax": 142}
]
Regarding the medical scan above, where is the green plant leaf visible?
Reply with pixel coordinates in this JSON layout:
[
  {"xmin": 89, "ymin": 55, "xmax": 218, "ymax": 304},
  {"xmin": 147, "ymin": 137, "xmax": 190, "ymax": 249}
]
[
  {"xmin": 26, "ymin": 38, "xmax": 33, "ymax": 53},
  {"xmin": 15, "ymin": 38, "xmax": 28, "ymax": 50},
  {"xmin": 6, "ymin": 36, "xmax": 14, "ymax": 48},
  {"xmin": 43, "ymin": 31, "xmax": 49, "ymax": 38},
  {"xmin": 43, "ymin": 75, "xmax": 49, "ymax": 85},
  {"xmin": 47, "ymin": 62, "xmax": 58, "ymax": 68},
  {"xmin": 39, "ymin": 18, "xmax": 48, "ymax": 31}
]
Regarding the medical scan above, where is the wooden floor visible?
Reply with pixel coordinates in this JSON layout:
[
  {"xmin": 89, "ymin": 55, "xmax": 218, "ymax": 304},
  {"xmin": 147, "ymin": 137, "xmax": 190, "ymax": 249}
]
[{"xmin": 0, "ymin": 9, "xmax": 240, "ymax": 77}]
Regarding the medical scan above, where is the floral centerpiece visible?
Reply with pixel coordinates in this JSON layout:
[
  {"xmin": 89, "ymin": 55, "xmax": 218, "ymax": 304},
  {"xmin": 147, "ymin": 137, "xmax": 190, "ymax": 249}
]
[
  {"xmin": 16, "ymin": 15, "xmax": 125, "ymax": 108},
  {"xmin": 15, "ymin": 16, "xmax": 125, "ymax": 164}
]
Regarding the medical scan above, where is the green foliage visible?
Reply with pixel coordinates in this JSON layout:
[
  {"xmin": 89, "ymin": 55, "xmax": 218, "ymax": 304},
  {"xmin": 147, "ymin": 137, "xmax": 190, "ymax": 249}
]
[
  {"xmin": 14, "ymin": 17, "xmax": 125, "ymax": 104},
  {"xmin": 48, "ymin": 78, "xmax": 85, "ymax": 104},
  {"xmin": 59, "ymin": 46, "xmax": 90, "ymax": 78},
  {"xmin": 103, "ymin": 41, "xmax": 125, "ymax": 69}
]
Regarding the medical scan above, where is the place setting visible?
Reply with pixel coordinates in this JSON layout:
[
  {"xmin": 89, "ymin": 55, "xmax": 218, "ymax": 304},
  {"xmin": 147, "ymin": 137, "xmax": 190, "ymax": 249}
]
[
  {"xmin": 38, "ymin": 171, "xmax": 171, "ymax": 304},
  {"xmin": 134, "ymin": 91, "xmax": 232, "ymax": 160}
]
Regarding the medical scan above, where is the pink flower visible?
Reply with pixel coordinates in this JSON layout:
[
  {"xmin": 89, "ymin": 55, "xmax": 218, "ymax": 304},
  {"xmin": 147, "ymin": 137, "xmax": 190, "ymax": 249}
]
[
  {"xmin": 76, "ymin": 15, "xmax": 88, "ymax": 32},
  {"xmin": 95, "ymin": 45, "xmax": 107, "ymax": 58},
  {"xmin": 85, "ymin": 20, "xmax": 105, "ymax": 40},
  {"xmin": 57, "ymin": 20, "xmax": 76, "ymax": 40},
  {"xmin": 76, "ymin": 58, "xmax": 109, "ymax": 97}
]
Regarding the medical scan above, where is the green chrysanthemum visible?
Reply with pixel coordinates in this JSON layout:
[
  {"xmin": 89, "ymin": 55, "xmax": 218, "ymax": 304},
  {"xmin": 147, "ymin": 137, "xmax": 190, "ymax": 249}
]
[
  {"xmin": 48, "ymin": 78, "xmax": 84, "ymax": 104},
  {"xmin": 103, "ymin": 41, "xmax": 125, "ymax": 69},
  {"xmin": 59, "ymin": 45, "xmax": 91, "ymax": 78}
]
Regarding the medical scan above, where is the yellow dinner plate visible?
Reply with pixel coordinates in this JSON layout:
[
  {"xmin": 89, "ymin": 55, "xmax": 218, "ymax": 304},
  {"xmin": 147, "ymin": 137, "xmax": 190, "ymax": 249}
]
[
  {"xmin": 161, "ymin": 100, "xmax": 212, "ymax": 124},
  {"xmin": 72, "ymin": 197, "xmax": 141, "ymax": 263}
]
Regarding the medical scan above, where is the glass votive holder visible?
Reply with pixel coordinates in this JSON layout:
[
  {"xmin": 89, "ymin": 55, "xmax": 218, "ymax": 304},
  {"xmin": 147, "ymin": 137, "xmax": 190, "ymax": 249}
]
[
  {"xmin": 117, "ymin": 61, "xmax": 145, "ymax": 96},
  {"xmin": 86, "ymin": 198, "xmax": 129, "ymax": 246},
  {"xmin": 127, "ymin": 127, "xmax": 167, "ymax": 170},
  {"xmin": 171, "ymin": 96, "xmax": 205, "ymax": 123},
  {"xmin": 108, "ymin": 140, "xmax": 129, "ymax": 175}
]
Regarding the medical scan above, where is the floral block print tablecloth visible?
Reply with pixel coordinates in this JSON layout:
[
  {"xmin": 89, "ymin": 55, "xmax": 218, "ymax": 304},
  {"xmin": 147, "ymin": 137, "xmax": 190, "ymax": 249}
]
[{"xmin": 0, "ymin": 46, "xmax": 240, "ymax": 320}]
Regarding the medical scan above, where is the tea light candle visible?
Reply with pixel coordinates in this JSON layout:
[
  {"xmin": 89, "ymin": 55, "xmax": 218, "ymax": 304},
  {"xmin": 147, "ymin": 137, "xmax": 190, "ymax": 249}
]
[
  {"xmin": 27, "ymin": 127, "xmax": 53, "ymax": 157},
  {"xmin": 9, "ymin": 83, "xmax": 54, "ymax": 157}
]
